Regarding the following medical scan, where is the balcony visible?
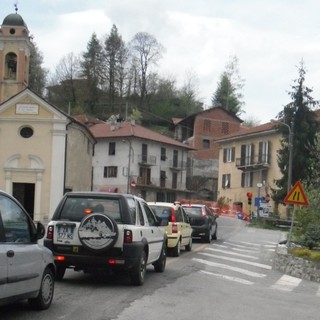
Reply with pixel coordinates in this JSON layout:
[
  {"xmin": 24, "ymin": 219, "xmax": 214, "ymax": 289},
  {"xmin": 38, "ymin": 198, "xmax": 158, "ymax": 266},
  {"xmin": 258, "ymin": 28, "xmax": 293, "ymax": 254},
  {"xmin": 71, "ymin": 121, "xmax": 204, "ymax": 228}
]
[
  {"xmin": 236, "ymin": 154, "xmax": 271, "ymax": 171},
  {"xmin": 138, "ymin": 154, "xmax": 156, "ymax": 166},
  {"xmin": 136, "ymin": 176, "xmax": 186, "ymax": 190},
  {"xmin": 169, "ymin": 160, "xmax": 187, "ymax": 170}
]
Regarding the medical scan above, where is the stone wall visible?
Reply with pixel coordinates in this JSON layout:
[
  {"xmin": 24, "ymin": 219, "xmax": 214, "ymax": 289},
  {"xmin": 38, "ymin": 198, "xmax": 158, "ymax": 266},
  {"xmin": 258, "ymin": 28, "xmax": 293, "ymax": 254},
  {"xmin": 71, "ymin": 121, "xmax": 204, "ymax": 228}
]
[{"xmin": 273, "ymin": 245, "xmax": 320, "ymax": 282}]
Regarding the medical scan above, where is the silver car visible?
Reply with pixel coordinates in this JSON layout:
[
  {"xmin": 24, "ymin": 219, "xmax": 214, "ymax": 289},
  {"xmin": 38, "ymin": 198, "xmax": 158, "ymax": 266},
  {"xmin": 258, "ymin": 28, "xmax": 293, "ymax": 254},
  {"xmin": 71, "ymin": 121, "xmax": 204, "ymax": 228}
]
[{"xmin": 0, "ymin": 190, "xmax": 55, "ymax": 310}]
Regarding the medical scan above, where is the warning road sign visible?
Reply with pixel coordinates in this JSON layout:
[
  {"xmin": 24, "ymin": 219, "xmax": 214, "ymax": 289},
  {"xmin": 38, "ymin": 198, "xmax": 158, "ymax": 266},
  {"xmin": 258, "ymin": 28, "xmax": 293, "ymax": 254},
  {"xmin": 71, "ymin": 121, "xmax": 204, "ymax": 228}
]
[{"xmin": 283, "ymin": 181, "xmax": 309, "ymax": 206}]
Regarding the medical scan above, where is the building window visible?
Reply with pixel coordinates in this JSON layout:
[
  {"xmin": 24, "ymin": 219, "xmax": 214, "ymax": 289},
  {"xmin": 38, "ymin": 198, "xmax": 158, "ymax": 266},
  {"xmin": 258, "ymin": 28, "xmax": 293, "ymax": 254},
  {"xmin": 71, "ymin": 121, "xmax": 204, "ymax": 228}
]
[
  {"xmin": 203, "ymin": 139, "xmax": 210, "ymax": 149},
  {"xmin": 5, "ymin": 52, "xmax": 17, "ymax": 79},
  {"xmin": 172, "ymin": 172, "xmax": 178, "ymax": 189},
  {"xmin": 259, "ymin": 141, "xmax": 270, "ymax": 164},
  {"xmin": 240, "ymin": 144, "xmax": 254, "ymax": 166},
  {"xmin": 203, "ymin": 120, "xmax": 211, "ymax": 132},
  {"xmin": 173, "ymin": 150, "xmax": 178, "ymax": 168},
  {"xmin": 104, "ymin": 166, "xmax": 117, "ymax": 178},
  {"xmin": 222, "ymin": 174, "xmax": 231, "ymax": 189},
  {"xmin": 109, "ymin": 142, "xmax": 115, "ymax": 155},
  {"xmin": 223, "ymin": 147, "xmax": 235, "ymax": 163},
  {"xmin": 20, "ymin": 126, "xmax": 34, "ymax": 138},
  {"xmin": 161, "ymin": 147, "xmax": 167, "ymax": 161},
  {"xmin": 241, "ymin": 172, "xmax": 253, "ymax": 187}
]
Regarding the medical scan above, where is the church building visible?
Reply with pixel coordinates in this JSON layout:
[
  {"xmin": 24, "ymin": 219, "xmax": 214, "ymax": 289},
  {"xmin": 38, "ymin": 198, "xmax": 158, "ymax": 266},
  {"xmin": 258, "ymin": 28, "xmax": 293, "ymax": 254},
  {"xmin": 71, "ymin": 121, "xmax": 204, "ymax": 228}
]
[{"xmin": 0, "ymin": 10, "xmax": 96, "ymax": 222}]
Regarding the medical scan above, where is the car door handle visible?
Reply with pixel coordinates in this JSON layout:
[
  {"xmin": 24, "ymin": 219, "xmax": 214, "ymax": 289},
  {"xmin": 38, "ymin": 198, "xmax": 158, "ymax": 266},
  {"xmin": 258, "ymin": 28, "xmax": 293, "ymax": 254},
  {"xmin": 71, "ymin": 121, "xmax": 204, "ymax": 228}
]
[{"xmin": 7, "ymin": 250, "xmax": 14, "ymax": 258}]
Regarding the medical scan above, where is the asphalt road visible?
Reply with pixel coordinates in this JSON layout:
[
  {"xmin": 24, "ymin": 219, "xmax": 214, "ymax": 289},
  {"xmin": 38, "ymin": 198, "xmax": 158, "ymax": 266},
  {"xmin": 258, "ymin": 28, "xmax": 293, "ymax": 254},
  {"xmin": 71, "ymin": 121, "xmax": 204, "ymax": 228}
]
[{"xmin": 2, "ymin": 217, "xmax": 319, "ymax": 320}]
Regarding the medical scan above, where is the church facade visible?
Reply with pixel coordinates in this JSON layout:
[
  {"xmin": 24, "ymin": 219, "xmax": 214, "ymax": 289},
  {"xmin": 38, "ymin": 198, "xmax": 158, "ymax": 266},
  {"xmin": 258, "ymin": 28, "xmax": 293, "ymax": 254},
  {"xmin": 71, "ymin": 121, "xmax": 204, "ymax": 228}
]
[{"xmin": 0, "ymin": 11, "xmax": 95, "ymax": 222}]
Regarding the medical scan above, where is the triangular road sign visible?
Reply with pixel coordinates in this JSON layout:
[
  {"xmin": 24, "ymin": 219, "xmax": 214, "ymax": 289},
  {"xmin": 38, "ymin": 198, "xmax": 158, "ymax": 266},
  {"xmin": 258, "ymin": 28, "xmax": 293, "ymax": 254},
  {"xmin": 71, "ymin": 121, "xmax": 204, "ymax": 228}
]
[{"xmin": 284, "ymin": 181, "xmax": 309, "ymax": 206}]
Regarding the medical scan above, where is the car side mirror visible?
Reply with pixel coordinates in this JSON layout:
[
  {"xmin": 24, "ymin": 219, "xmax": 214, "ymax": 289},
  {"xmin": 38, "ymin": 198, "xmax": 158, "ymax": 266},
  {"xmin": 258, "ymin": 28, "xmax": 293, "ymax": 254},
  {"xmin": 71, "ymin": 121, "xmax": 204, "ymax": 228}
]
[{"xmin": 36, "ymin": 222, "xmax": 46, "ymax": 240}]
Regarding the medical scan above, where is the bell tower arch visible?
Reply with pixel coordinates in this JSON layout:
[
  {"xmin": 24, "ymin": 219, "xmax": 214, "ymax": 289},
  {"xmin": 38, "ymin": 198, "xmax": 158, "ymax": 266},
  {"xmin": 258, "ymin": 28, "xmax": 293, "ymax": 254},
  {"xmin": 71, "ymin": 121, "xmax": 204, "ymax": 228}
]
[{"xmin": 0, "ymin": 8, "xmax": 31, "ymax": 103}]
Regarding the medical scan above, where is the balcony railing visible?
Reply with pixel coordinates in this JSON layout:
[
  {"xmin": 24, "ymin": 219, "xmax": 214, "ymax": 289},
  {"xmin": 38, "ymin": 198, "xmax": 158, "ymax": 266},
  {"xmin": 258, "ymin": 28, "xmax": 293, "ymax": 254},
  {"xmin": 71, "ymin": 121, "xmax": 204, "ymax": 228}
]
[
  {"xmin": 168, "ymin": 160, "xmax": 187, "ymax": 170},
  {"xmin": 236, "ymin": 154, "xmax": 271, "ymax": 170},
  {"xmin": 136, "ymin": 176, "xmax": 186, "ymax": 190},
  {"xmin": 138, "ymin": 154, "xmax": 157, "ymax": 166}
]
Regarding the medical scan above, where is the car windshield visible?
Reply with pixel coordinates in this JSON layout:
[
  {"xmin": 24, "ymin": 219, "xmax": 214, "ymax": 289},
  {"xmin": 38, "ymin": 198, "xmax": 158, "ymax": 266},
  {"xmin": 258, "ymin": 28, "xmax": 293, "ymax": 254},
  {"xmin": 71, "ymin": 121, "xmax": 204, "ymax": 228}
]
[
  {"xmin": 59, "ymin": 197, "xmax": 122, "ymax": 222},
  {"xmin": 183, "ymin": 206, "xmax": 203, "ymax": 216}
]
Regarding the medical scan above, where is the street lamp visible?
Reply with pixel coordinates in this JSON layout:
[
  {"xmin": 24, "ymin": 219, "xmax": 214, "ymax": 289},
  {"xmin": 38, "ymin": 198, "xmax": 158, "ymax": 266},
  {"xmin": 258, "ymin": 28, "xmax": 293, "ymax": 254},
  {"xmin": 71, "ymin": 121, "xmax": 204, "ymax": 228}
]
[
  {"xmin": 122, "ymin": 139, "xmax": 134, "ymax": 194},
  {"xmin": 271, "ymin": 119, "xmax": 294, "ymax": 218}
]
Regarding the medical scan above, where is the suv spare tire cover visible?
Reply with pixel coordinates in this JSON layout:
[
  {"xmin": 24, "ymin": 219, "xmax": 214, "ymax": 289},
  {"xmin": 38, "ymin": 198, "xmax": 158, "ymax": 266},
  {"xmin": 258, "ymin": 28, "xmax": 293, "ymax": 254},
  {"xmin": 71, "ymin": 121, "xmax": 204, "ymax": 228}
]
[{"xmin": 78, "ymin": 213, "xmax": 119, "ymax": 252}]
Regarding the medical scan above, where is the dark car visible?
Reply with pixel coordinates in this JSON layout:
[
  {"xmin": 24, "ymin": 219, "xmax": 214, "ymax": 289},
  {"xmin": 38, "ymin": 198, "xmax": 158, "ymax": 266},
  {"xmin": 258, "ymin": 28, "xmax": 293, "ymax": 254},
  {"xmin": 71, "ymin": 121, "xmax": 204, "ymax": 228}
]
[{"xmin": 182, "ymin": 204, "xmax": 218, "ymax": 243}]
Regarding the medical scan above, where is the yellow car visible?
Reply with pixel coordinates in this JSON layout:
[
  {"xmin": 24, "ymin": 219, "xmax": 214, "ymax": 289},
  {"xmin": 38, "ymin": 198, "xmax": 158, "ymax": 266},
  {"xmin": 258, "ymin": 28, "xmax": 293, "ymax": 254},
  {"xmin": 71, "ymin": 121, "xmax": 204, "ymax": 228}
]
[{"xmin": 148, "ymin": 202, "xmax": 193, "ymax": 256}]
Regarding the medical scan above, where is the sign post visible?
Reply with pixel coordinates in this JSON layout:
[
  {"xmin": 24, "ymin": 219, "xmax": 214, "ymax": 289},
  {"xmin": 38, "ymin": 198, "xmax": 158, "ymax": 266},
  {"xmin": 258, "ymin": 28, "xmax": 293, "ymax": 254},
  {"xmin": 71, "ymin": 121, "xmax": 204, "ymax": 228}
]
[{"xmin": 283, "ymin": 181, "xmax": 309, "ymax": 247}]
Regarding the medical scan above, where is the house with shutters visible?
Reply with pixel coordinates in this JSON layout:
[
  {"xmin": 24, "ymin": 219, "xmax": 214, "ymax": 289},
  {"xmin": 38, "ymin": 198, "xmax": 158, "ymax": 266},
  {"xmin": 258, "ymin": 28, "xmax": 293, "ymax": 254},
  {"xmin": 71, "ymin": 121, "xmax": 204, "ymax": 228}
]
[
  {"xmin": 216, "ymin": 122, "xmax": 284, "ymax": 216},
  {"xmin": 88, "ymin": 120, "xmax": 193, "ymax": 202}
]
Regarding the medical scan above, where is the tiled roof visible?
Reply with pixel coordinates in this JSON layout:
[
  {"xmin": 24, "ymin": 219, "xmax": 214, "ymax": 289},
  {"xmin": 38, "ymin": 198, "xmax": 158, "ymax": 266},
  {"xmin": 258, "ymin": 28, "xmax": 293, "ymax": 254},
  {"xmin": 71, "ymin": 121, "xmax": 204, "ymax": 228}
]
[
  {"xmin": 215, "ymin": 122, "xmax": 277, "ymax": 142},
  {"xmin": 89, "ymin": 121, "xmax": 193, "ymax": 149}
]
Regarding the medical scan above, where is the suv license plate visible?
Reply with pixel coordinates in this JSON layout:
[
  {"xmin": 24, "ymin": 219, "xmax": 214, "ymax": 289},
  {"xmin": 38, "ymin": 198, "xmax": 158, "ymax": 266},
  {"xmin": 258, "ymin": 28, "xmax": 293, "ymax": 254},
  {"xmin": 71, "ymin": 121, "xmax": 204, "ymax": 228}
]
[{"xmin": 57, "ymin": 224, "xmax": 75, "ymax": 240}]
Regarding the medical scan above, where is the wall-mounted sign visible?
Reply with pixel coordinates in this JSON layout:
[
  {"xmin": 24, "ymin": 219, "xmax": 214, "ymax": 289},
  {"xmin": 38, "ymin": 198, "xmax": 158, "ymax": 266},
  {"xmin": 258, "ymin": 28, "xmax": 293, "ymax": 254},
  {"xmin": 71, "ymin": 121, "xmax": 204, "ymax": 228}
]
[{"xmin": 16, "ymin": 103, "xmax": 39, "ymax": 115}]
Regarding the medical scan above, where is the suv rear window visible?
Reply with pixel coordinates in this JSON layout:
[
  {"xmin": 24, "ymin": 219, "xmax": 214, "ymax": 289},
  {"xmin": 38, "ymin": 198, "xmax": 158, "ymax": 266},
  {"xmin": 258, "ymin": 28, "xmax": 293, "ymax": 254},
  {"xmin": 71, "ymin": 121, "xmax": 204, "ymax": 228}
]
[{"xmin": 58, "ymin": 197, "xmax": 122, "ymax": 223}]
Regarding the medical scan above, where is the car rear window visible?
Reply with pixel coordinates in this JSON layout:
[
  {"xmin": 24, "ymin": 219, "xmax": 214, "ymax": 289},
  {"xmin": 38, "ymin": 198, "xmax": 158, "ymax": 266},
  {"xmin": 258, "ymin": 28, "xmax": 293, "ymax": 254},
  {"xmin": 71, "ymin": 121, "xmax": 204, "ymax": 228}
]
[
  {"xmin": 149, "ymin": 205, "xmax": 172, "ymax": 219},
  {"xmin": 183, "ymin": 206, "xmax": 202, "ymax": 216},
  {"xmin": 58, "ymin": 197, "xmax": 123, "ymax": 222}
]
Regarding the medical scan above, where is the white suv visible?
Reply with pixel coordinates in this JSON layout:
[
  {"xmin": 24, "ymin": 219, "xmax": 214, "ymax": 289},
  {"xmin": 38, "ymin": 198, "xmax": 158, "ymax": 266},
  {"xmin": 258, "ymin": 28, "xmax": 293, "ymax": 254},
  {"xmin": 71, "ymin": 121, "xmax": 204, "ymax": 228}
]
[
  {"xmin": 0, "ymin": 190, "xmax": 55, "ymax": 310},
  {"xmin": 44, "ymin": 192, "xmax": 168, "ymax": 285}
]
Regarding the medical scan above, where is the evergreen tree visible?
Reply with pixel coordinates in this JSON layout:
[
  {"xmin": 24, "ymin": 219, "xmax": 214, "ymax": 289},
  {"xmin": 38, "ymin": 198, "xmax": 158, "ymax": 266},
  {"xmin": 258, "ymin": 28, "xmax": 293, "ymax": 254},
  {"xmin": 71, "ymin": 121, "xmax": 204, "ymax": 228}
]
[
  {"xmin": 211, "ymin": 56, "xmax": 244, "ymax": 116},
  {"xmin": 273, "ymin": 61, "xmax": 319, "ymax": 205},
  {"xmin": 80, "ymin": 33, "xmax": 105, "ymax": 113},
  {"xmin": 104, "ymin": 25, "xmax": 128, "ymax": 113}
]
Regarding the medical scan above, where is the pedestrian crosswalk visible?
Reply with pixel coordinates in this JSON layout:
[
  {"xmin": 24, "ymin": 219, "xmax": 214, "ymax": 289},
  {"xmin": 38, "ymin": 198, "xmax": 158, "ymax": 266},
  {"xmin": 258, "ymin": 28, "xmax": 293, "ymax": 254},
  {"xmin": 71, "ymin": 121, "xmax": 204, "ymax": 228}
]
[{"xmin": 192, "ymin": 240, "xmax": 320, "ymax": 295}]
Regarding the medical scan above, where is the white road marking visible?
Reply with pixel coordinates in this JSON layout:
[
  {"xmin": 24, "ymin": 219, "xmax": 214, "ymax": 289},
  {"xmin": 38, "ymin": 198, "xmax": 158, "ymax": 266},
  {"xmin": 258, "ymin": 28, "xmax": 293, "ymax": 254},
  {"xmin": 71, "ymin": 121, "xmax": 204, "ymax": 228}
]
[
  {"xmin": 199, "ymin": 252, "xmax": 272, "ymax": 270},
  {"xmin": 223, "ymin": 241, "xmax": 259, "ymax": 250},
  {"xmin": 200, "ymin": 270, "xmax": 254, "ymax": 285},
  {"xmin": 206, "ymin": 247, "xmax": 259, "ymax": 260},
  {"xmin": 271, "ymin": 275, "xmax": 302, "ymax": 291},
  {"xmin": 316, "ymin": 285, "xmax": 320, "ymax": 297},
  {"xmin": 193, "ymin": 258, "xmax": 267, "ymax": 278}
]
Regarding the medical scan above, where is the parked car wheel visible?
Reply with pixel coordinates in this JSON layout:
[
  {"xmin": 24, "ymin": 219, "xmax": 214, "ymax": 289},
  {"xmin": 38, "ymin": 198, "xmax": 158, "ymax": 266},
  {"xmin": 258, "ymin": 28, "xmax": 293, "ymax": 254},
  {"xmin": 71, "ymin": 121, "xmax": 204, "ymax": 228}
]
[
  {"xmin": 212, "ymin": 225, "xmax": 218, "ymax": 240},
  {"xmin": 130, "ymin": 251, "xmax": 147, "ymax": 286},
  {"xmin": 171, "ymin": 239, "xmax": 181, "ymax": 257},
  {"xmin": 204, "ymin": 226, "xmax": 212, "ymax": 243},
  {"xmin": 185, "ymin": 237, "xmax": 192, "ymax": 251},
  {"xmin": 28, "ymin": 268, "xmax": 55, "ymax": 310},
  {"xmin": 153, "ymin": 245, "xmax": 166, "ymax": 272}
]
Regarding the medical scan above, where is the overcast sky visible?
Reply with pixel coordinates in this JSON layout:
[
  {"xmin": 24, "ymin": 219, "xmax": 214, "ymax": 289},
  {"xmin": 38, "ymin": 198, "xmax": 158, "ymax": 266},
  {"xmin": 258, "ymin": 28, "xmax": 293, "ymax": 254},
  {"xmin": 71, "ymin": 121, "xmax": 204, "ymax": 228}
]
[{"xmin": 2, "ymin": 0, "xmax": 320, "ymax": 123}]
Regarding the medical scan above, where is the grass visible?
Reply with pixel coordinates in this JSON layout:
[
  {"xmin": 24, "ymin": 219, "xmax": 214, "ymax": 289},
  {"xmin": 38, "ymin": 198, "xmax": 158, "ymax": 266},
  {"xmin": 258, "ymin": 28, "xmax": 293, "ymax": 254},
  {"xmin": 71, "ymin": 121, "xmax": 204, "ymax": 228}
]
[{"xmin": 289, "ymin": 247, "xmax": 320, "ymax": 262}]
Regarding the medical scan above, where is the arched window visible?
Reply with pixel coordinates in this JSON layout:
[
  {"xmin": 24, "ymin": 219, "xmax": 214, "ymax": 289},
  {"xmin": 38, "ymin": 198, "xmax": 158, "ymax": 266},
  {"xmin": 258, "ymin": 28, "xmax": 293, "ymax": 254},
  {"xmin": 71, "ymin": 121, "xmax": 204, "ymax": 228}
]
[{"xmin": 5, "ymin": 52, "xmax": 17, "ymax": 79}]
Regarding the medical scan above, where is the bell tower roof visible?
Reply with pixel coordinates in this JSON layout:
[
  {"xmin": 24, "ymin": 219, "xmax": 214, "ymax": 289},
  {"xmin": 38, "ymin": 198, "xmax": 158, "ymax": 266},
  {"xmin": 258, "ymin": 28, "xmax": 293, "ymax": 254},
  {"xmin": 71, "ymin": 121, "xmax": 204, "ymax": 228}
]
[{"xmin": 2, "ymin": 13, "xmax": 27, "ymax": 28}]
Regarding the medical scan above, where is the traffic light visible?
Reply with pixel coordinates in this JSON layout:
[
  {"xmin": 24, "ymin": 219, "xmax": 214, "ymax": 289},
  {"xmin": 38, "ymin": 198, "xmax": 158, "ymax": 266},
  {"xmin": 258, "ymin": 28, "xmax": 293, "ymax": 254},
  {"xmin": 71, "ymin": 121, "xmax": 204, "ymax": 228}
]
[{"xmin": 246, "ymin": 192, "xmax": 253, "ymax": 205}]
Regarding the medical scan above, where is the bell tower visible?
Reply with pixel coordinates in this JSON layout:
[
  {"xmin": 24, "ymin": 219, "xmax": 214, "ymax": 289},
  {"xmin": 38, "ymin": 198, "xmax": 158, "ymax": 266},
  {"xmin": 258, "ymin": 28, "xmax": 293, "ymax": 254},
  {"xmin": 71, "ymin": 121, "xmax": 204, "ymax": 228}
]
[{"xmin": 0, "ymin": 8, "xmax": 31, "ymax": 103}]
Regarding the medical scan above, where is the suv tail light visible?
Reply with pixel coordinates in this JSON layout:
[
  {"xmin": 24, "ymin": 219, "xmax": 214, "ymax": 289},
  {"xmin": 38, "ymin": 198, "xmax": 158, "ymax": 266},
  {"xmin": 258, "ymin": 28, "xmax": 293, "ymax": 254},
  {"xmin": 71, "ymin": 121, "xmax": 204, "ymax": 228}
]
[
  {"xmin": 202, "ymin": 207, "xmax": 206, "ymax": 216},
  {"xmin": 47, "ymin": 225, "xmax": 54, "ymax": 239},
  {"xmin": 124, "ymin": 229, "xmax": 133, "ymax": 243}
]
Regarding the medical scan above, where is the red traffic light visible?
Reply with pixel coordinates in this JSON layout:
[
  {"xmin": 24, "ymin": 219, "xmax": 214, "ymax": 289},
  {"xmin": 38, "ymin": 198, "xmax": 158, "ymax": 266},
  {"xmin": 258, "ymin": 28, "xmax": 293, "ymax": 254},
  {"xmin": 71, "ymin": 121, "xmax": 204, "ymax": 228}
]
[{"xmin": 246, "ymin": 192, "xmax": 253, "ymax": 198}]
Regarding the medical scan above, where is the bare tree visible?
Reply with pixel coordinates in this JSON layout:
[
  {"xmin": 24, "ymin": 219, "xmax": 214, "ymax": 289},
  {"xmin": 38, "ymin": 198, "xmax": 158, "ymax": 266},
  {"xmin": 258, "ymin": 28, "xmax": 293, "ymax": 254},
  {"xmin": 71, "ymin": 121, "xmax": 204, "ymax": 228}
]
[{"xmin": 129, "ymin": 32, "xmax": 165, "ymax": 110}]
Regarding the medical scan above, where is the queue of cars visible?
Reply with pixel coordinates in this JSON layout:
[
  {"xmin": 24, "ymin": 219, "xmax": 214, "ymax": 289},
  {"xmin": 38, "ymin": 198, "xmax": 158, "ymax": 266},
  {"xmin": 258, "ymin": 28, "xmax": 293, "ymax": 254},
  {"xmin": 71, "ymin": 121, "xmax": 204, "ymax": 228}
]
[{"xmin": 0, "ymin": 190, "xmax": 218, "ymax": 310}]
